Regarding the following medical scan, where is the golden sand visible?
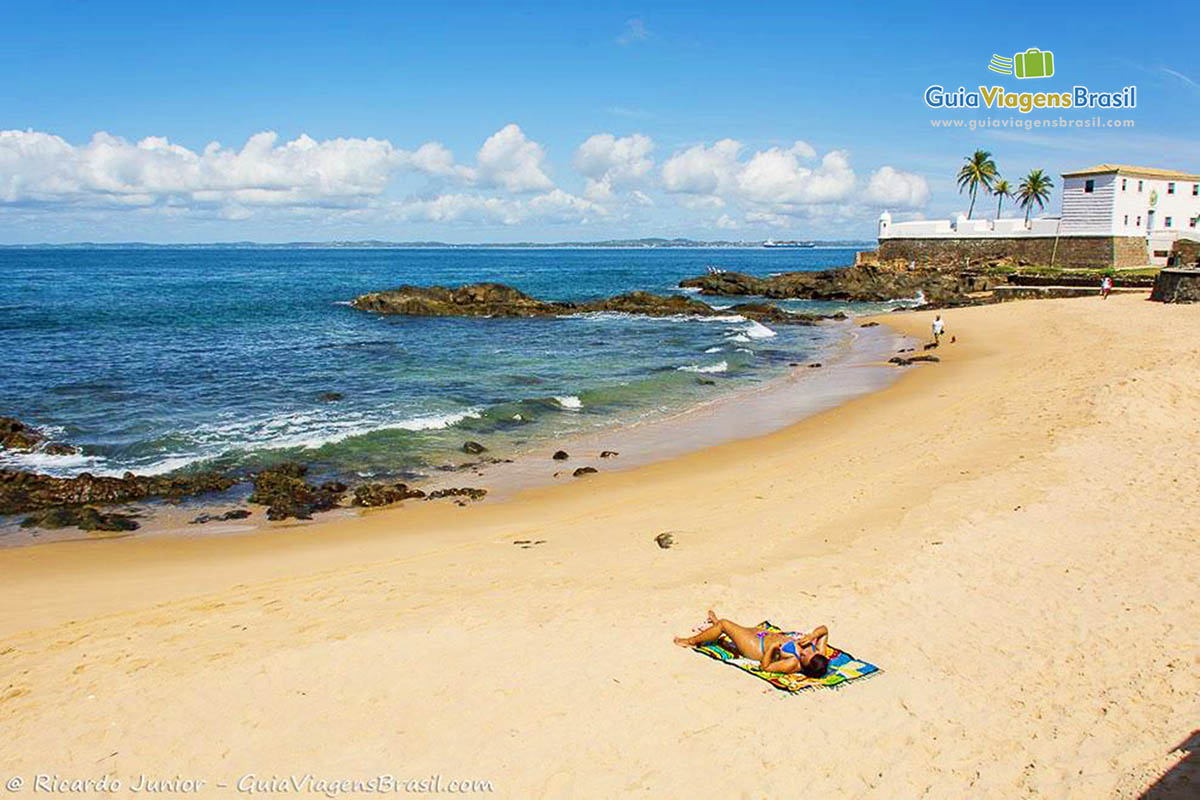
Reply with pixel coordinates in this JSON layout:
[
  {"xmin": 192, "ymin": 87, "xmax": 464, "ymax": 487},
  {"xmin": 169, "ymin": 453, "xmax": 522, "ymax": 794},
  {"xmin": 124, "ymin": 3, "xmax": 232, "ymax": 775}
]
[{"xmin": 2, "ymin": 293, "xmax": 1197, "ymax": 798}]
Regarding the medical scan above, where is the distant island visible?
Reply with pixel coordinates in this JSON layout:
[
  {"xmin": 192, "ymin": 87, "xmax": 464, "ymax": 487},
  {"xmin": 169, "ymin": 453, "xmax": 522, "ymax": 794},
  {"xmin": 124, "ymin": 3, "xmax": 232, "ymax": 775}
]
[{"xmin": 0, "ymin": 237, "xmax": 874, "ymax": 250}]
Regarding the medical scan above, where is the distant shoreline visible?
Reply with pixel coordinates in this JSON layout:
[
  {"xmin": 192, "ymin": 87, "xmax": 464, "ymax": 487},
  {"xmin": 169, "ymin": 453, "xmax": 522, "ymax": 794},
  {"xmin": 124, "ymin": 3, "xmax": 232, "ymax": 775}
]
[{"xmin": 0, "ymin": 239, "xmax": 874, "ymax": 250}]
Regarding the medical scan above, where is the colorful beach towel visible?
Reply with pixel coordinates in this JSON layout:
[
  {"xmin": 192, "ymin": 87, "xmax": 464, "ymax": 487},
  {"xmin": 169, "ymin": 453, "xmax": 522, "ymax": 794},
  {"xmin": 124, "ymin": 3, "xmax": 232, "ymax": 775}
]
[{"xmin": 692, "ymin": 621, "xmax": 880, "ymax": 693}]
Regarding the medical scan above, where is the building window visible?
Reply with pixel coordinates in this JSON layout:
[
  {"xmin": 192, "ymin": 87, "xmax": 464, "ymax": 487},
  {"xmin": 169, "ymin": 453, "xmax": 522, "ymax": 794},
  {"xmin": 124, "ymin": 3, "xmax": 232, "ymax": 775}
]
[
  {"xmin": 1084, "ymin": 179, "xmax": 1095, "ymax": 193},
  {"xmin": 1165, "ymin": 217, "xmax": 1173, "ymax": 227},
  {"xmin": 1168, "ymin": 182, "xmax": 1176, "ymax": 195},
  {"xmin": 1138, "ymin": 180, "xmax": 1144, "ymax": 192},
  {"xmin": 1194, "ymin": 184, "xmax": 1198, "ymax": 196},
  {"xmin": 1154, "ymin": 250, "xmax": 1170, "ymax": 258},
  {"xmin": 1137, "ymin": 215, "xmax": 1142, "ymax": 226},
  {"xmin": 1121, "ymin": 178, "xmax": 1127, "ymax": 191},
  {"xmin": 1124, "ymin": 214, "xmax": 1129, "ymax": 226}
]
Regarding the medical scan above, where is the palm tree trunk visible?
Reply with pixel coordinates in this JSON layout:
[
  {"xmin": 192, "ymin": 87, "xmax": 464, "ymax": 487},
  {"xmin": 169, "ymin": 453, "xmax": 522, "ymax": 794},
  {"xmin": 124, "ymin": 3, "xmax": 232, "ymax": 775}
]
[
  {"xmin": 967, "ymin": 186, "xmax": 977, "ymax": 219},
  {"xmin": 996, "ymin": 195, "xmax": 1003, "ymax": 219},
  {"xmin": 1024, "ymin": 203, "xmax": 1032, "ymax": 224}
]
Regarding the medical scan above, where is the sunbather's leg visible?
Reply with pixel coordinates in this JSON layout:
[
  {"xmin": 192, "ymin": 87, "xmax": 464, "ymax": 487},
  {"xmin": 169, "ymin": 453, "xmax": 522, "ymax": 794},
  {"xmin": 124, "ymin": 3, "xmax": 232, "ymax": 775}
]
[{"xmin": 673, "ymin": 611, "xmax": 766, "ymax": 658}]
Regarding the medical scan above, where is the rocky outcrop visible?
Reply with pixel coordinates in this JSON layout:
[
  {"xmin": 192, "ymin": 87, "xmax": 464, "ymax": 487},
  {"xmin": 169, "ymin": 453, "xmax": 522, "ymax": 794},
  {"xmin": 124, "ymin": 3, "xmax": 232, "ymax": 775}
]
[
  {"xmin": 0, "ymin": 417, "xmax": 45, "ymax": 451},
  {"xmin": 21, "ymin": 506, "xmax": 140, "ymax": 532},
  {"xmin": 679, "ymin": 266, "xmax": 993, "ymax": 306},
  {"xmin": 0, "ymin": 468, "xmax": 236, "ymax": 515},
  {"xmin": 248, "ymin": 463, "xmax": 346, "ymax": 521},
  {"xmin": 573, "ymin": 466, "xmax": 598, "ymax": 477},
  {"xmin": 889, "ymin": 355, "xmax": 940, "ymax": 366},
  {"xmin": 1150, "ymin": 268, "xmax": 1200, "ymax": 303},
  {"xmin": 552, "ymin": 450, "xmax": 569, "ymax": 460},
  {"xmin": 462, "ymin": 441, "xmax": 488, "ymax": 455},
  {"xmin": 425, "ymin": 487, "xmax": 487, "ymax": 501},
  {"xmin": 0, "ymin": 417, "xmax": 79, "ymax": 454},
  {"xmin": 190, "ymin": 509, "xmax": 252, "ymax": 524},
  {"xmin": 352, "ymin": 482, "xmax": 426, "ymax": 507},
  {"xmin": 350, "ymin": 283, "xmax": 845, "ymax": 325}
]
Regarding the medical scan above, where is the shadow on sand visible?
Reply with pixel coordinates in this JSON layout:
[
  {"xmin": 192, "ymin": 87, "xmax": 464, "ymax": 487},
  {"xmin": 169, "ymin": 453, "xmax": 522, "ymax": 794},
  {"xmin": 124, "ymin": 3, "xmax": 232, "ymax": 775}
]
[{"xmin": 1139, "ymin": 729, "xmax": 1198, "ymax": 799}]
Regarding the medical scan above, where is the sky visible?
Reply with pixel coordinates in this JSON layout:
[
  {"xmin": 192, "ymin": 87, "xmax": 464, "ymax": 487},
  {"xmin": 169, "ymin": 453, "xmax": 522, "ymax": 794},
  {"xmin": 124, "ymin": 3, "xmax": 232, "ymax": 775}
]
[{"xmin": 1, "ymin": 0, "xmax": 1197, "ymax": 243}]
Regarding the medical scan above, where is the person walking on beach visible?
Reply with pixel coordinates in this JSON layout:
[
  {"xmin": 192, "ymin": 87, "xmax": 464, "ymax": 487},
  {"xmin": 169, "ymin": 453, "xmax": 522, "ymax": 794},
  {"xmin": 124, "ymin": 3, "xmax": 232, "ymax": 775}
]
[
  {"xmin": 1101, "ymin": 275, "xmax": 1113, "ymax": 300},
  {"xmin": 673, "ymin": 610, "xmax": 830, "ymax": 677},
  {"xmin": 932, "ymin": 314, "xmax": 945, "ymax": 343}
]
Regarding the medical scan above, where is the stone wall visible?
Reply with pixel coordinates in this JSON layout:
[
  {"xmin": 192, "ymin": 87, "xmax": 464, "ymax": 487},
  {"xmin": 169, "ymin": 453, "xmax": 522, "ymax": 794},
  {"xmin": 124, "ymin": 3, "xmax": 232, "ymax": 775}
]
[
  {"xmin": 878, "ymin": 236, "xmax": 1148, "ymax": 269},
  {"xmin": 1150, "ymin": 268, "xmax": 1200, "ymax": 303}
]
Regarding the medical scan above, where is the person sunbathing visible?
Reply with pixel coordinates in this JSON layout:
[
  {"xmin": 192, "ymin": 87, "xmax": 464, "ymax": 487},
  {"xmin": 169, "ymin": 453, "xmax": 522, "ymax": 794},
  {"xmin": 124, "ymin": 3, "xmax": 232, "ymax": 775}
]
[{"xmin": 674, "ymin": 610, "xmax": 830, "ymax": 677}]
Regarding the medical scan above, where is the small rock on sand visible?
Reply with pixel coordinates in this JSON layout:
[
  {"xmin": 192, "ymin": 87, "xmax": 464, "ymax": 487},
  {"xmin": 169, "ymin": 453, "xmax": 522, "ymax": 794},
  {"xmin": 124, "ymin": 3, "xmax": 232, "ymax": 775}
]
[
  {"xmin": 462, "ymin": 441, "xmax": 488, "ymax": 455},
  {"xmin": 572, "ymin": 467, "xmax": 597, "ymax": 477},
  {"xmin": 552, "ymin": 450, "xmax": 569, "ymax": 460},
  {"xmin": 654, "ymin": 532, "xmax": 674, "ymax": 549}
]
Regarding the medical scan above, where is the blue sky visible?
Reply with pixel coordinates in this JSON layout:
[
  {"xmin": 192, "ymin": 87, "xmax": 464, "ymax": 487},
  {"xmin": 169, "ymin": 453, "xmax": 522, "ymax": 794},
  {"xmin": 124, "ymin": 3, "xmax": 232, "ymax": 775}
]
[{"xmin": 1, "ymin": 1, "xmax": 1196, "ymax": 242}]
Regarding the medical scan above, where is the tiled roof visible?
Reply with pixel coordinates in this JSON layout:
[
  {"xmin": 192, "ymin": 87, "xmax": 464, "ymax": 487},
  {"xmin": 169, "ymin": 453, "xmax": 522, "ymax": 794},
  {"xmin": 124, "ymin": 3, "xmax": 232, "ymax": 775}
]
[{"xmin": 1061, "ymin": 164, "xmax": 1200, "ymax": 181}]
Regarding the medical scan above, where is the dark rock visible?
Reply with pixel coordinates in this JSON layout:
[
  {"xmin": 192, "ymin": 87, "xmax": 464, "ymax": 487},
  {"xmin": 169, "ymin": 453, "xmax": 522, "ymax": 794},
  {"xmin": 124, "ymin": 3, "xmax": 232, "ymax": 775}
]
[
  {"xmin": 352, "ymin": 482, "xmax": 426, "ymax": 507},
  {"xmin": 808, "ymin": 363, "xmax": 822, "ymax": 368},
  {"xmin": 0, "ymin": 417, "xmax": 46, "ymax": 452},
  {"xmin": 189, "ymin": 509, "xmax": 252, "ymax": 525},
  {"xmin": 696, "ymin": 378, "xmax": 717, "ymax": 385},
  {"xmin": 425, "ymin": 487, "xmax": 487, "ymax": 501},
  {"xmin": 860, "ymin": 321, "xmax": 881, "ymax": 327},
  {"xmin": 678, "ymin": 265, "xmax": 990, "ymax": 306},
  {"xmin": 572, "ymin": 466, "xmax": 598, "ymax": 477},
  {"xmin": 0, "ymin": 468, "xmax": 236, "ymax": 516},
  {"xmin": 21, "ymin": 505, "xmax": 139, "ymax": 532},
  {"xmin": 1150, "ymin": 268, "xmax": 1200, "ymax": 303},
  {"xmin": 923, "ymin": 341, "xmax": 939, "ymax": 350},
  {"xmin": 552, "ymin": 450, "xmax": 569, "ymax": 460},
  {"xmin": 42, "ymin": 443, "xmax": 81, "ymax": 456},
  {"xmin": 350, "ymin": 283, "xmax": 846, "ymax": 325},
  {"xmin": 789, "ymin": 362, "xmax": 800, "ymax": 367},
  {"xmin": 599, "ymin": 451, "xmax": 619, "ymax": 458},
  {"xmin": 317, "ymin": 392, "xmax": 344, "ymax": 403},
  {"xmin": 462, "ymin": 441, "xmax": 488, "ymax": 455},
  {"xmin": 889, "ymin": 355, "xmax": 941, "ymax": 366},
  {"xmin": 654, "ymin": 532, "xmax": 674, "ymax": 549},
  {"xmin": 249, "ymin": 463, "xmax": 345, "ymax": 521}
]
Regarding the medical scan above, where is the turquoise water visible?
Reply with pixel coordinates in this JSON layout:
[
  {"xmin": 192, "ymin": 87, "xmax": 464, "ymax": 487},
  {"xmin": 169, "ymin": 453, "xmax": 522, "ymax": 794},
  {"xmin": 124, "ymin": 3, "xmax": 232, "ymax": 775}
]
[{"xmin": 0, "ymin": 247, "xmax": 900, "ymax": 483}]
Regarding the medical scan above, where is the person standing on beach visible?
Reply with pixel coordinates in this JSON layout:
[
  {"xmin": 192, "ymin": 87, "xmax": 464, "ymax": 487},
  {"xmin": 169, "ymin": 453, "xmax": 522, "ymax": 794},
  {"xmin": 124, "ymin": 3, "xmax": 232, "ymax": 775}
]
[
  {"xmin": 932, "ymin": 315, "xmax": 945, "ymax": 343},
  {"xmin": 1101, "ymin": 275, "xmax": 1113, "ymax": 300}
]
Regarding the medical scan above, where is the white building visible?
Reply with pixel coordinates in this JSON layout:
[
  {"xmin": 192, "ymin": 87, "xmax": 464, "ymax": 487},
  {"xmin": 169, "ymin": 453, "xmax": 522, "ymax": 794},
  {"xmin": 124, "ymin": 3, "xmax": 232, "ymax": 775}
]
[
  {"xmin": 1060, "ymin": 165, "xmax": 1200, "ymax": 263},
  {"xmin": 877, "ymin": 164, "xmax": 1200, "ymax": 267}
]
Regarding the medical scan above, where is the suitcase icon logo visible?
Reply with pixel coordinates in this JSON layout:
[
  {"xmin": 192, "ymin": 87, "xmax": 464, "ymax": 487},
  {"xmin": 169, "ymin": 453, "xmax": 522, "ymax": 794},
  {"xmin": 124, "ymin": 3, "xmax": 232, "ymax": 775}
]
[{"xmin": 988, "ymin": 48, "xmax": 1055, "ymax": 79}]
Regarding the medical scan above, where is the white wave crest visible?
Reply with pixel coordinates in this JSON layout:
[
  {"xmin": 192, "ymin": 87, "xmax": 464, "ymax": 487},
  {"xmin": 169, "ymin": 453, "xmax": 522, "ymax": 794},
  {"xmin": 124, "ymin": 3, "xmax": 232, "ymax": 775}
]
[
  {"xmin": 553, "ymin": 395, "xmax": 583, "ymax": 409},
  {"xmin": 677, "ymin": 361, "xmax": 729, "ymax": 374}
]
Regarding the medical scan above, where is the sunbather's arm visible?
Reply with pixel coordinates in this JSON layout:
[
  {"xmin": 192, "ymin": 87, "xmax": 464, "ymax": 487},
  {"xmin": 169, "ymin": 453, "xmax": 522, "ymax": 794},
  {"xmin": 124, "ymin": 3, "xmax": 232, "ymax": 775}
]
[
  {"xmin": 759, "ymin": 641, "xmax": 780, "ymax": 671},
  {"xmin": 760, "ymin": 655, "xmax": 802, "ymax": 674}
]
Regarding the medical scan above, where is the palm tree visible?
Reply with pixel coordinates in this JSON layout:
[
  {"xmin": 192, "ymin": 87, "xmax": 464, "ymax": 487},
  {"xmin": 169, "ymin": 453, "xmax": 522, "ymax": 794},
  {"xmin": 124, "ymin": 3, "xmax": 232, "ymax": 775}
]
[
  {"xmin": 956, "ymin": 149, "xmax": 998, "ymax": 219},
  {"xmin": 1016, "ymin": 169, "xmax": 1054, "ymax": 224},
  {"xmin": 993, "ymin": 179, "xmax": 1012, "ymax": 219}
]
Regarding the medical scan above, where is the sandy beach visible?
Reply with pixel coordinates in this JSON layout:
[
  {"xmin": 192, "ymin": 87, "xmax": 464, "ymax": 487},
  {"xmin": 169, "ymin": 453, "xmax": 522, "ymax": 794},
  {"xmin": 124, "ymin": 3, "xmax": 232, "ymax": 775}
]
[{"xmin": 2, "ymin": 293, "xmax": 1197, "ymax": 798}]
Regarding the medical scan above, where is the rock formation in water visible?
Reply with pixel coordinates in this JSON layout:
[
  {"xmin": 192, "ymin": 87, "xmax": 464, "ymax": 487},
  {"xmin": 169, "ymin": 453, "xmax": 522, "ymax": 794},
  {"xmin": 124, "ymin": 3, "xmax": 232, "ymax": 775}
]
[
  {"xmin": 0, "ymin": 468, "xmax": 236, "ymax": 516},
  {"xmin": 350, "ymin": 284, "xmax": 843, "ymax": 325}
]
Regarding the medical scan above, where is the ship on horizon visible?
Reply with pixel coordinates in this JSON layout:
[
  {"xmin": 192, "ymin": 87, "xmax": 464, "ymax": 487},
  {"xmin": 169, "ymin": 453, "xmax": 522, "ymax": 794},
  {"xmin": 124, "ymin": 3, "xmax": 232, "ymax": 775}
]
[{"xmin": 761, "ymin": 239, "xmax": 816, "ymax": 248}]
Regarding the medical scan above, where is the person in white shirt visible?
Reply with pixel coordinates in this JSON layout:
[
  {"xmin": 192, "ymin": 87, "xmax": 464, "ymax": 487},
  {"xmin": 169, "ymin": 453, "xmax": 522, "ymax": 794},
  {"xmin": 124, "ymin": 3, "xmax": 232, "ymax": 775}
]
[{"xmin": 932, "ymin": 315, "xmax": 945, "ymax": 343}]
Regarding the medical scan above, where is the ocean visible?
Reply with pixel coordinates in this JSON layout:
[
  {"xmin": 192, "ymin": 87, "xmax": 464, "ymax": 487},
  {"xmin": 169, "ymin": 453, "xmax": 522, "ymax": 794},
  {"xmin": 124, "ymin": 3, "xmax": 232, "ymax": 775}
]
[{"xmin": 0, "ymin": 247, "xmax": 907, "ymax": 489}]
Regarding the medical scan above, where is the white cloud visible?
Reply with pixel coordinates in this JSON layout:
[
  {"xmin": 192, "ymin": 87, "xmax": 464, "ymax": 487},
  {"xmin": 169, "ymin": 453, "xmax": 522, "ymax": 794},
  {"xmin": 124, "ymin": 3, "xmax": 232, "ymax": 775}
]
[
  {"xmin": 737, "ymin": 144, "xmax": 851, "ymax": 205},
  {"xmin": 660, "ymin": 139, "xmax": 742, "ymax": 196},
  {"xmin": 574, "ymin": 133, "xmax": 654, "ymax": 201},
  {"xmin": 474, "ymin": 123, "xmax": 553, "ymax": 193},
  {"xmin": 863, "ymin": 166, "xmax": 930, "ymax": 208},
  {"xmin": 0, "ymin": 129, "xmax": 400, "ymax": 209}
]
